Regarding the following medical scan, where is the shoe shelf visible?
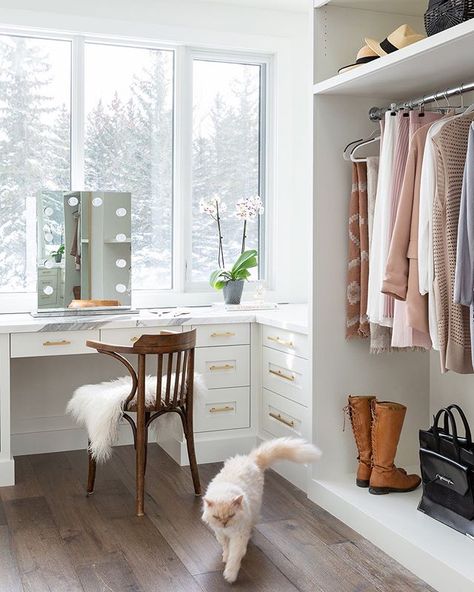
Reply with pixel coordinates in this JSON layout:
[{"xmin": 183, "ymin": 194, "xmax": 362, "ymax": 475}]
[
  {"xmin": 313, "ymin": 18, "xmax": 474, "ymax": 100},
  {"xmin": 309, "ymin": 471, "xmax": 474, "ymax": 592}
]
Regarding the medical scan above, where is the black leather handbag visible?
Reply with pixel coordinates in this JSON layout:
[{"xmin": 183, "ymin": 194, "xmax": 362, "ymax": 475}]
[{"xmin": 418, "ymin": 405, "xmax": 474, "ymax": 536}]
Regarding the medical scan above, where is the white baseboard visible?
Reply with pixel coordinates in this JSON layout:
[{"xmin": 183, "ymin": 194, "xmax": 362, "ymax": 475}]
[
  {"xmin": 308, "ymin": 476, "xmax": 474, "ymax": 592},
  {"xmin": 158, "ymin": 432, "xmax": 257, "ymax": 466},
  {"xmin": 0, "ymin": 458, "xmax": 15, "ymax": 486},
  {"xmin": 11, "ymin": 424, "xmax": 134, "ymax": 457}
]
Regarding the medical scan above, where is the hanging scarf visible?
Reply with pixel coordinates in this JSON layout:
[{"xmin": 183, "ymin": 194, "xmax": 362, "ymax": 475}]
[{"xmin": 346, "ymin": 162, "xmax": 370, "ymax": 339}]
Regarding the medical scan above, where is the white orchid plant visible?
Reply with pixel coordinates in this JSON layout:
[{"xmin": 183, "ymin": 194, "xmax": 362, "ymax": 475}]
[{"xmin": 199, "ymin": 194, "xmax": 264, "ymax": 290}]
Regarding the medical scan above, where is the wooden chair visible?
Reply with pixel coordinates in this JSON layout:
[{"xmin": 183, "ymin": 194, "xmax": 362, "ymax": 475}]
[{"xmin": 85, "ymin": 330, "xmax": 200, "ymax": 516}]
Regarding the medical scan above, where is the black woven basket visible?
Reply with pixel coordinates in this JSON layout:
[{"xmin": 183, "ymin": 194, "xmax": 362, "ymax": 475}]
[{"xmin": 424, "ymin": 0, "xmax": 474, "ymax": 36}]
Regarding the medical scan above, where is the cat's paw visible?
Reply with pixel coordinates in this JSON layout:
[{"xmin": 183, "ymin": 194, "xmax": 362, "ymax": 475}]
[{"xmin": 223, "ymin": 566, "xmax": 239, "ymax": 583}]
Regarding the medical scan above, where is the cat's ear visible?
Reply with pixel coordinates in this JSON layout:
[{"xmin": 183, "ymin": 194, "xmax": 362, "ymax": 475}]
[
  {"xmin": 232, "ymin": 495, "xmax": 244, "ymax": 507},
  {"xmin": 203, "ymin": 498, "xmax": 214, "ymax": 507}
]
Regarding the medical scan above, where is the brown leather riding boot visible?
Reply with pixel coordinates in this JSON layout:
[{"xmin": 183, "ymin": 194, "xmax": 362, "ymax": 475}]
[
  {"xmin": 369, "ymin": 401, "xmax": 421, "ymax": 495},
  {"xmin": 346, "ymin": 395, "xmax": 376, "ymax": 487}
]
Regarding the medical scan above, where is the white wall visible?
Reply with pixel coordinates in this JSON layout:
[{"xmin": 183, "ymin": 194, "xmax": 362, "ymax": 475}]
[
  {"xmin": 429, "ymin": 353, "xmax": 474, "ymax": 429},
  {"xmin": 0, "ymin": 0, "xmax": 312, "ymax": 307}
]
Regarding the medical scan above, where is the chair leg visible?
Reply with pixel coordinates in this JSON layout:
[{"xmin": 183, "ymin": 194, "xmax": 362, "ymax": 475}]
[
  {"xmin": 144, "ymin": 412, "xmax": 150, "ymax": 476},
  {"xmin": 87, "ymin": 441, "xmax": 96, "ymax": 496},
  {"xmin": 136, "ymin": 418, "xmax": 147, "ymax": 517},
  {"xmin": 181, "ymin": 409, "xmax": 201, "ymax": 496}
]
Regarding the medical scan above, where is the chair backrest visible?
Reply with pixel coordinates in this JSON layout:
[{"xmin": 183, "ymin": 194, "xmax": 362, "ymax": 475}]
[{"xmin": 86, "ymin": 329, "xmax": 197, "ymax": 412}]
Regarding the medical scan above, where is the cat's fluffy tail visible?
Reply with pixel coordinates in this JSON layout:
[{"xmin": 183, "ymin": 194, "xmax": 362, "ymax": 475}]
[{"xmin": 250, "ymin": 437, "xmax": 321, "ymax": 471}]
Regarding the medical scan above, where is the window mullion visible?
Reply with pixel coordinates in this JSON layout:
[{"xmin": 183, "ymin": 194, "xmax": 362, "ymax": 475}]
[
  {"xmin": 175, "ymin": 46, "xmax": 194, "ymax": 292},
  {"xmin": 71, "ymin": 36, "xmax": 85, "ymax": 189}
]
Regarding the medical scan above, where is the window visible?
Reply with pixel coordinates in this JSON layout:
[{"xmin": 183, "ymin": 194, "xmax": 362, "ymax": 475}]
[
  {"xmin": 191, "ymin": 58, "xmax": 265, "ymax": 283},
  {"xmin": 0, "ymin": 31, "xmax": 269, "ymax": 302},
  {"xmin": 84, "ymin": 43, "xmax": 174, "ymax": 290},
  {"xmin": 0, "ymin": 35, "xmax": 71, "ymax": 293}
]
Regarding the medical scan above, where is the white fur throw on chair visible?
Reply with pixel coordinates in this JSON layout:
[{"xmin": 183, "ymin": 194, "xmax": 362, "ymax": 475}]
[{"xmin": 67, "ymin": 374, "xmax": 206, "ymax": 463}]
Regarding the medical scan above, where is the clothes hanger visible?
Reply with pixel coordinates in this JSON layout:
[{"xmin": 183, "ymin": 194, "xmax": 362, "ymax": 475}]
[
  {"xmin": 342, "ymin": 129, "xmax": 379, "ymax": 161},
  {"xmin": 350, "ymin": 132, "xmax": 381, "ymax": 162}
]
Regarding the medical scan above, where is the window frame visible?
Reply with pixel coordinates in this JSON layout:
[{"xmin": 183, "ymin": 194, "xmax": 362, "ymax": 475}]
[
  {"xmin": 182, "ymin": 48, "xmax": 272, "ymax": 293},
  {"xmin": 0, "ymin": 27, "xmax": 274, "ymax": 312}
]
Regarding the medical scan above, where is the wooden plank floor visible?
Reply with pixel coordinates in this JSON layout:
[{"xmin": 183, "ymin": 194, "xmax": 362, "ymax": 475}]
[{"xmin": 0, "ymin": 445, "xmax": 435, "ymax": 592}]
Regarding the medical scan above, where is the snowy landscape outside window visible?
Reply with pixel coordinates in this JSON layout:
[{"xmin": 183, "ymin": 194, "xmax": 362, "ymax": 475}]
[
  {"xmin": 0, "ymin": 35, "xmax": 71, "ymax": 293},
  {"xmin": 191, "ymin": 59, "xmax": 265, "ymax": 283},
  {"xmin": 0, "ymin": 32, "xmax": 268, "ymax": 299},
  {"xmin": 84, "ymin": 43, "xmax": 174, "ymax": 290}
]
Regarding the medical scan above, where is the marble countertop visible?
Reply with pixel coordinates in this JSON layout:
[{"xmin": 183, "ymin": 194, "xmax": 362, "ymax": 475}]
[{"xmin": 0, "ymin": 304, "xmax": 308, "ymax": 335}]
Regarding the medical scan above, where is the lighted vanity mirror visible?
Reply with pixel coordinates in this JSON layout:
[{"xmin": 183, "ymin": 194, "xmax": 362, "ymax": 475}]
[{"xmin": 35, "ymin": 191, "xmax": 132, "ymax": 315}]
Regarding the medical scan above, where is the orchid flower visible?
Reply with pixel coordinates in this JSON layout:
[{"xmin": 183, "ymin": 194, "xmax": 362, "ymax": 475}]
[{"xmin": 235, "ymin": 195, "xmax": 264, "ymax": 253}]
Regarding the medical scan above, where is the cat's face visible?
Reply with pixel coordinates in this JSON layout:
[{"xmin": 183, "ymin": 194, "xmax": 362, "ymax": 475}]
[{"xmin": 202, "ymin": 495, "xmax": 244, "ymax": 529}]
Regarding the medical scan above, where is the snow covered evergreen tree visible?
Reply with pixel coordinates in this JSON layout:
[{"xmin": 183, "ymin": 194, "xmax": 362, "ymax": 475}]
[{"xmin": 0, "ymin": 37, "xmax": 58, "ymax": 291}]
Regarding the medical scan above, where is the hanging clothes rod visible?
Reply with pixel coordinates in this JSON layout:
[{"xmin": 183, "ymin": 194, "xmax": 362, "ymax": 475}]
[{"xmin": 368, "ymin": 81, "xmax": 474, "ymax": 121}]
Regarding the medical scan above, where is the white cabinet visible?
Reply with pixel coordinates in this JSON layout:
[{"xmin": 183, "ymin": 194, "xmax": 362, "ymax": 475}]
[
  {"xmin": 262, "ymin": 347, "xmax": 310, "ymax": 407},
  {"xmin": 2, "ymin": 311, "xmax": 311, "ymax": 494},
  {"xmin": 194, "ymin": 387, "xmax": 250, "ymax": 433},
  {"xmin": 100, "ymin": 326, "xmax": 182, "ymax": 345},
  {"xmin": 261, "ymin": 325, "xmax": 308, "ymax": 358},
  {"xmin": 11, "ymin": 329, "xmax": 100, "ymax": 358},
  {"xmin": 195, "ymin": 345, "xmax": 250, "ymax": 390},
  {"xmin": 262, "ymin": 389, "xmax": 310, "ymax": 440},
  {"xmin": 192, "ymin": 323, "xmax": 250, "ymax": 347},
  {"xmin": 259, "ymin": 323, "xmax": 310, "ymax": 490}
]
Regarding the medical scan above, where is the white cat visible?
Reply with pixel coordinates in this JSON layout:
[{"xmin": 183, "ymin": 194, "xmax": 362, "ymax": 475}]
[{"xmin": 201, "ymin": 437, "xmax": 321, "ymax": 583}]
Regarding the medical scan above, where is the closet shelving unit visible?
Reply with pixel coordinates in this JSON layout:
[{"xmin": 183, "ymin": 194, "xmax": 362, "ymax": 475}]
[{"xmin": 311, "ymin": 3, "xmax": 474, "ymax": 592}]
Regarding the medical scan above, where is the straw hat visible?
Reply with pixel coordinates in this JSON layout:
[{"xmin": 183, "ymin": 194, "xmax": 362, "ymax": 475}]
[
  {"xmin": 365, "ymin": 24, "xmax": 425, "ymax": 57},
  {"xmin": 338, "ymin": 45, "xmax": 380, "ymax": 74}
]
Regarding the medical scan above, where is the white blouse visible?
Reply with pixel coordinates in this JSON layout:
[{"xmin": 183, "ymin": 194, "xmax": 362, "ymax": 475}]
[
  {"xmin": 418, "ymin": 118, "xmax": 446, "ymax": 351},
  {"xmin": 367, "ymin": 111, "xmax": 396, "ymax": 327}
]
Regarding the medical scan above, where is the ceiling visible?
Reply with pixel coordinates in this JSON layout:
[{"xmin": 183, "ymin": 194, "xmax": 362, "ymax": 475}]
[{"xmin": 193, "ymin": 0, "xmax": 309, "ymax": 12}]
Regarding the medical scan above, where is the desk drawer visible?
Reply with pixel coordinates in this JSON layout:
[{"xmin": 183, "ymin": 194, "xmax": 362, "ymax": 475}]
[
  {"xmin": 262, "ymin": 325, "xmax": 308, "ymax": 359},
  {"xmin": 11, "ymin": 330, "xmax": 100, "ymax": 358},
  {"xmin": 262, "ymin": 347, "xmax": 309, "ymax": 407},
  {"xmin": 195, "ymin": 345, "xmax": 249, "ymax": 389},
  {"xmin": 100, "ymin": 326, "xmax": 182, "ymax": 345},
  {"xmin": 195, "ymin": 387, "xmax": 250, "ymax": 433},
  {"xmin": 192, "ymin": 323, "xmax": 250, "ymax": 347},
  {"xmin": 261, "ymin": 389, "xmax": 309, "ymax": 439}
]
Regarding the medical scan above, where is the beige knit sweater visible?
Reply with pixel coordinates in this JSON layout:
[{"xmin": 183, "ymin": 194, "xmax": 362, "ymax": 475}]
[{"xmin": 432, "ymin": 113, "xmax": 474, "ymax": 374}]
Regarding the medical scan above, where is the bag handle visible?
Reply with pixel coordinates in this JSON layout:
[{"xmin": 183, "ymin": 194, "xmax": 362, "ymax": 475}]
[
  {"xmin": 443, "ymin": 404, "xmax": 472, "ymax": 445},
  {"xmin": 433, "ymin": 407, "xmax": 461, "ymax": 461}
]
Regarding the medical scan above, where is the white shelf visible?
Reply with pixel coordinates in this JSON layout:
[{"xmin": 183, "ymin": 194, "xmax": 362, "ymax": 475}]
[
  {"xmin": 313, "ymin": 0, "xmax": 426, "ymax": 14},
  {"xmin": 313, "ymin": 19, "xmax": 474, "ymax": 99},
  {"xmin": 309, "ymin": 472, "xmax": 474, "ymax": 592},
  {"xmin": 104, "ymin": 238, "xmax": 131, "ymax": 244},
  {"xmin": 314, "ymin": 0, "xmax": 426, "ymax": 15}
]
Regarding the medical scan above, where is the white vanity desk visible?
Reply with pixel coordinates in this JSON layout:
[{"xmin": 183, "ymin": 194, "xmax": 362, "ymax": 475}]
[{"xmin": 0, "ymin": 304, "xmax": 309, "ymax": 489}]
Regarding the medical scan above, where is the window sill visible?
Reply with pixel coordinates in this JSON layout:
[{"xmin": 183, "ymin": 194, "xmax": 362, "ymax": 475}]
[{"xmin": 0, "ymin": 285, "xmax": 277, "ymax": 314}]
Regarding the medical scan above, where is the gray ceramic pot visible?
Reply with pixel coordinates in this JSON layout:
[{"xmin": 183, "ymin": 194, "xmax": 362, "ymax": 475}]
[{"xmin": 223, "ymin": 280, "xmax": 244, "ymax": 305}]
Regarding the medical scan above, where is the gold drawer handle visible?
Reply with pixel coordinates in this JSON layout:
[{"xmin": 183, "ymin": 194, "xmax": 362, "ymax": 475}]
[
  {"xmin": 43, "ymin": 339, "xmax": 72, "ymax": 347},
  {"xmin": 209, "ymin": 364, "xmax": 235, "ymax": 371},
  {"xmin": 267, "ymin": 336, "xmax": 294, "ymax": 348},
  {"xmin": 269, "ymin": 412, "xmax": 295, "ymax": 428},
  {"xmin": 209, "ymin": 405, "xmax": 235, "ymax": 413},
  {"xmin": 269, "ymin": 368, "xmax": 295, "ymax": 382},
  {"xmin": 211, "ymin": 332, "xmax": 236, "ymax": 338},
  {"xmin": 130, "ymin": 336, "xmax": 140, "ymax": 342}
]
